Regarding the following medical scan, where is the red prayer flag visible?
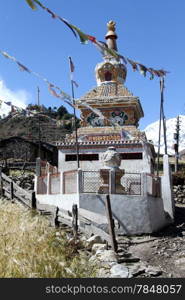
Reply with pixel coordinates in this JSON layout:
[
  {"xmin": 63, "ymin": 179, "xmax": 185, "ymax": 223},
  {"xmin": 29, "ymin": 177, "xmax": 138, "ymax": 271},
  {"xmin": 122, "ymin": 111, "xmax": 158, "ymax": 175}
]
[{"xmin": 69, "ymin": 56, "xmax": 75, "ymax": 73}]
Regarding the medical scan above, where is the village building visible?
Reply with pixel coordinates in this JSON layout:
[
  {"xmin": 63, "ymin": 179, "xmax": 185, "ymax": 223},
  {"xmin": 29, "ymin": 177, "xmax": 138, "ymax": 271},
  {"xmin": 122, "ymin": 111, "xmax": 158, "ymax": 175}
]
[
  {"xmin": 0, "ymin": 136, "xmax": 58, "ymax": 166},
  {"xmin": 35, "ymin": 21, "xmax": 174, "ymax": 235}
]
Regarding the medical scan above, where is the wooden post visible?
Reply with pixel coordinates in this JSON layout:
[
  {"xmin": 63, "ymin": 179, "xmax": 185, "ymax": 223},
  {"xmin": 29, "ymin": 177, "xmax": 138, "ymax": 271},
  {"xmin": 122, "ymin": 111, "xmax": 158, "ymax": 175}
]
[
  {"xmin": 36, "ymin": 157, "xmax": 41, "ymax": 176},
  {"xmin": 72, "ymin": 204, "xmax": 78, "ymax": 238},
  {"xmin": 47, "ymin": 172, "xmax": 51, "ymax": 195},
  {"xmin": 10, "ymin": 180, "xmax": 14, "ymax": 200},
  {"xmin": 105, "ymin": 194, "xmax": 118, "ymax": 253},
  {"xmin": 60, "ymin": 172, "xmax": 64, "ymax": 194},
  {"xmin": 31, "ymin": 191, "xmax": 37, "ymax": 209},
  {"xmin": 77, "ymin": 169, "xmax": 82, "ymax": 194},
  {"xmin": 0, "ymin": 169, "xmax": 3, "ymax": 196},
  {"xmin": 142, "ymin": 173, "xmax": 148, "ymax": 197},
  {"xmin": 109, "ymin": 169, "xmax": 116, "ymax": 194}
]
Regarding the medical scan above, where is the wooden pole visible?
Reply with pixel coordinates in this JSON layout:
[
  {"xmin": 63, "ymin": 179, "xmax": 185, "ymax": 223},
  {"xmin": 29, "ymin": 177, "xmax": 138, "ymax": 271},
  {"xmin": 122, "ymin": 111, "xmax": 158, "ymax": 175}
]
[
  {"xmin": 157, "ymin": 77, "xmax": 167, "ymax": 175},
  {"xmin": 10, "ymin": 180, "xmax": 14, "ymax": 200},
  {"xmin": 174, "ymin": 115, "xmax": 180, "ymax": 172},
  {"xmin": 0, "ymin": 169, "xmax": 3, "ymax": 196},
  {"xmin": 105, "ymin": 194, "xmax": 118, "ymax": 253},
  {"xmin": 31, "ymin": 191, "xmax": 36, "ymax": 209},
  {"xmin": 36, "ymin": 157, "xmax": 41, "ymax": 176},
  {"xmin": 160, "ymin": 78, "xmax": 167, "ymax": 155},
  {"xmin": 68, "ymin": 57, "xmax": 80, "ymax": 169},
  {"xmin": 72, "ymin": 204, "xmax": 78, "ymax": 238},
  {"xmin": 156, "ymin": 92, "xmax": 162, "ymax": 176}
]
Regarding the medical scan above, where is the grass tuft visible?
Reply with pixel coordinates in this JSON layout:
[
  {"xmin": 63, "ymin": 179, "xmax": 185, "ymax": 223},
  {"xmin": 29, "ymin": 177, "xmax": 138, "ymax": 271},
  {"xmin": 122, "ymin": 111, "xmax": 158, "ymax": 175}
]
[{"xmin": 0, "ymin": 198, "xmax": 97, "ymax": 278}]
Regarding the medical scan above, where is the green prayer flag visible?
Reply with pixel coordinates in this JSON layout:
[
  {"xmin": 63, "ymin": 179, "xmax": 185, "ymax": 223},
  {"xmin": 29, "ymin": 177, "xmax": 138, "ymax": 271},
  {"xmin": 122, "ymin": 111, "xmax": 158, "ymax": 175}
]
[
  {"xmin": 25, "ymin": 0, "xmax": 37, "ymax": 10},
  {"xmin": 70, "ymin": 25, "xmax": 89, "ymax": 44}
]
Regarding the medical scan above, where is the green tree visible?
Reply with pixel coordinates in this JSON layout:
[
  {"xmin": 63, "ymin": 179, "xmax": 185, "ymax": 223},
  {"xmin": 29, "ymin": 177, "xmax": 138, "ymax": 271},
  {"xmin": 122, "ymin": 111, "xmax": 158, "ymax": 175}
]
[{"xmin": 57, "ymin": 105, "xmax": 68, "ymax": 119}]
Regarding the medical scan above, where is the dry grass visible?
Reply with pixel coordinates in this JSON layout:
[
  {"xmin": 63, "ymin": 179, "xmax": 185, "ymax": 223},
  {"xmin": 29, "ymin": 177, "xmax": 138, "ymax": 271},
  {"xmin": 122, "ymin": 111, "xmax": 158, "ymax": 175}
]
[{"xmin": 0, "ymin": 198, "xmax": 97, "ymax": 278}]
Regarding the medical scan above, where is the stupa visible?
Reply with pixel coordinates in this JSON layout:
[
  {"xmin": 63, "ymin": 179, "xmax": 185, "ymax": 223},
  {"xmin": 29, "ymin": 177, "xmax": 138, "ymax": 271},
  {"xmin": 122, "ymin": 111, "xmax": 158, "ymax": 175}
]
[
  {"xmin": 57, "ymin": 21, "xmax": 155, "ymax": 173},
  {"xmin": 36, "ymin": 21, "xmax": 174, "ymax": 235}
]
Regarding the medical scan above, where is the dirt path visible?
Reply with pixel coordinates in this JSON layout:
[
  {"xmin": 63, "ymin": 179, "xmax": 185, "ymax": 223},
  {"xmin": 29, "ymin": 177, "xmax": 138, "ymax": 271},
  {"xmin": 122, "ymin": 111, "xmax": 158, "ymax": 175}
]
[{"xmin": 126, "ymin": 205, "xmax": 185, "ymax": 277}]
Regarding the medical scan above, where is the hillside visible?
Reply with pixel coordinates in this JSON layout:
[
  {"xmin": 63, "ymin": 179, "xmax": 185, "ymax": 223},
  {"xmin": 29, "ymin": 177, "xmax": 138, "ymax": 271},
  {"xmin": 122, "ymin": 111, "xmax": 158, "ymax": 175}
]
[{"xmin": 0, "ymin": 105, "xmax": 76, "ymax": 143}]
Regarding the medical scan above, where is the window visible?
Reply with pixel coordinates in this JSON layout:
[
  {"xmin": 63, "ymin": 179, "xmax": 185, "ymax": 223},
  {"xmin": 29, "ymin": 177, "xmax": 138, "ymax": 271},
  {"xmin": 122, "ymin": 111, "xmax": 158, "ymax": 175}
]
[
  {"xmin": 120, "ymin": 153, "xmax": 143, "ymax": 160},
  {"xmin": 104, "ymin": 71, "xmax": 112, "ymax": 81},
  {"xmin": 65, "ymin": 154, "xmax": 99, "ymax": 161}
]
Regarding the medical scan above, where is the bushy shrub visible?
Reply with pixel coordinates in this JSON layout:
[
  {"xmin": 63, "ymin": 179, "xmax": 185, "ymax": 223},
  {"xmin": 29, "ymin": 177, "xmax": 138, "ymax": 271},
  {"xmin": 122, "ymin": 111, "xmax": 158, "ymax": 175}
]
[{"xmin": 172, "ymin": 170, "xmax": 185, "ymax": 185}]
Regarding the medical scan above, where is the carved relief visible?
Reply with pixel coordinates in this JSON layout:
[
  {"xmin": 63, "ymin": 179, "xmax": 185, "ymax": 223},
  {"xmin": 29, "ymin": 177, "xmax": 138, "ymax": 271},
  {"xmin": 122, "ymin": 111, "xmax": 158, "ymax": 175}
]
[
  {"xmin": 86, "ymin": 112, "xmax": 104, "ymax": 127},
  {"xmin": 110, "ymin": 111, "xmax": 128, "ymax": 126},
  {"xmin": 101, "ymin": 146, "xmax": 121, "ymax": 168},
  {"xmin": 97, "ymin": 63, "xmax": 117, "ymax": 83}
]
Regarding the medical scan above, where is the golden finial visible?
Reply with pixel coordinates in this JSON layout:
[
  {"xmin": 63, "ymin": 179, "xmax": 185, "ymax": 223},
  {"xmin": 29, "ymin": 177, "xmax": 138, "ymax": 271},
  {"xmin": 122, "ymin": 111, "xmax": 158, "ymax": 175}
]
[
  {"xmin": 105, "ymin": 20, "xmax": 118, "ymax": 50},
  {"xmin": 107, "ymin": 20, "xmax": 116, "ymax": 32}
]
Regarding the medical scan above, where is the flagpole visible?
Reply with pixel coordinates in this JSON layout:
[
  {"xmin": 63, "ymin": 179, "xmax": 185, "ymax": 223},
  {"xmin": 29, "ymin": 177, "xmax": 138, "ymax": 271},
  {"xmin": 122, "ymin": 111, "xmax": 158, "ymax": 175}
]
[
  {"xmin": 37, "ymin": 86, "xmax": 41, "ymax": 158},
  {"xmin": 156, "ymin": 79, "xmax": 163, "ymax": 176},
  {"xmin": 68, "ymin": 57, "xmax": 80, "ymax": 169},
  {"xmin": 156, "ymin": 77, "xmax": 167, "ymax": 176},
  {"xmin": 160, "ymin": 78, "xmax": 167, "ymax": 155}
]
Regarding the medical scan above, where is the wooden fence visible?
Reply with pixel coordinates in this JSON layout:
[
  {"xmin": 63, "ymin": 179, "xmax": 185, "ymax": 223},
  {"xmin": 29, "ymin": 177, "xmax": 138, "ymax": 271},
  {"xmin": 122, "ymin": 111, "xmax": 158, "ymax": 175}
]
[
  {"xmin": 0, "ymin": 170, "xmax": 36, "ymax": 208},
  {"xmin": 36, "ymin": 195, "xmax": 118, "ymax": 250},
  {"xmin": 0, "ymin": 161, "xmax": 36, "ymax": 171},
  {"xmin": 0, "ymin": 169, "xmax": 117, "ymax": 251}
]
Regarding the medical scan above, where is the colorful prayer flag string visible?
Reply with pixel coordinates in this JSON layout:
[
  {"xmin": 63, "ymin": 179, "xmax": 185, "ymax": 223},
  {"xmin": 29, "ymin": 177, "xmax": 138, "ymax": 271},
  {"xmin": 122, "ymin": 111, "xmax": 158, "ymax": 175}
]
[
  {"xmin": 0, "ymin": 49, "xmax": 73, "ymax": 106},
  {"xmin": 25, "ymin": 0, "xmax": 169, "ymax": 79}
]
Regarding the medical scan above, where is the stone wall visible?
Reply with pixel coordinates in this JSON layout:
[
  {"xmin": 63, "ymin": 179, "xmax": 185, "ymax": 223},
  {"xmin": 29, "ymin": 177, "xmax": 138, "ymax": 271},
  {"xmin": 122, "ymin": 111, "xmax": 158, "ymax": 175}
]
[{"xmin": 173, "ymin": 185, "xmax": 185, "ymax": 204}]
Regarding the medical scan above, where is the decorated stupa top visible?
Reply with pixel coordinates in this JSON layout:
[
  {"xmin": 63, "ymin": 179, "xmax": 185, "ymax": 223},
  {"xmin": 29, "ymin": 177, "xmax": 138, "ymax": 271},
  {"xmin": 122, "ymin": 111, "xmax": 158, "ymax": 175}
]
[
  {"xmin": 105, "ymin": 20, "xmax": 118, "ymax": 51},
  {"xmin": 95, "ymin": 21, "xmax": 127, "ymax": 86}
]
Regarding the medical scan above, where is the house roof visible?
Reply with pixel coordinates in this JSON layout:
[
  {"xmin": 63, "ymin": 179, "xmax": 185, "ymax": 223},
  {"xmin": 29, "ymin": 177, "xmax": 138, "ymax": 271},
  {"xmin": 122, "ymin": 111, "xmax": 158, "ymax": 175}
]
[{"xmin": 0, "ymin": 136, "xmax": 57, "ymax": 152}]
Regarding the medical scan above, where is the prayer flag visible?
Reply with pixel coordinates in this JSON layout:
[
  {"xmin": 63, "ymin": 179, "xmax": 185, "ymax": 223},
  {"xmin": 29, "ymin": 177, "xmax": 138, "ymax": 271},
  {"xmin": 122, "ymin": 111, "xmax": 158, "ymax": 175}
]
[
  {"xmin": 4, "ymin": 101, "xmax": 12, "ymax": 106},
  {"xmin": 69, "ymin": 56, "xmax": 75, "ymax": 73}
]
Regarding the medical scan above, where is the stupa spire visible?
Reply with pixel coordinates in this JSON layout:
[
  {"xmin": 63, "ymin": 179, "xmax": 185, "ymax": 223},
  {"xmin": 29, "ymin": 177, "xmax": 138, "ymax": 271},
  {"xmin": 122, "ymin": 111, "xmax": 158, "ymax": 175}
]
[{"xmin": 105, "ymin": 20, "xmax": 118, "ymax": 51}]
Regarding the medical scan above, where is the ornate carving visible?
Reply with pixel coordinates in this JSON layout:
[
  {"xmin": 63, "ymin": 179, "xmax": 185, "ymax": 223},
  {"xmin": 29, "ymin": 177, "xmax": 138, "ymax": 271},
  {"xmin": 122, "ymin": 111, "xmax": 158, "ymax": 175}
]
[
  {"xmin": 98, "ymin": 62, "xmax": 117, "ymax": 83},
  {"xmin": 99, "ymin": 147, "xmax": 125, "ymax": 194},
  {"xmin": 110, "ymin": 111, "xmax": 128, "ymax": 126},
  {"xmin": 101, "ymin": 146, "xmax": 121, "ymax": 169},
  {"xmin": 86, "ymin": 112, "xmax": 104, "ymax": 127}
]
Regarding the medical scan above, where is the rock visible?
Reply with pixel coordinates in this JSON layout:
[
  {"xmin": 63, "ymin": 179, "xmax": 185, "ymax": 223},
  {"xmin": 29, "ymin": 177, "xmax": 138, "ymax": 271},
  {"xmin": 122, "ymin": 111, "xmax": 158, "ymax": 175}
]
[
  {"xmin": 96, "ymin": 250, "xmax": 118, "ymax": 263},
  {"xmin": 108, "ymin": 262, "xmax": 117, "ymax": 267},
  {"xmin": 128, "ymin": 263, "xmax": 146, "ymax": 277},
  {"xmin": 110, "ymin": 264, "xmax": 129, "ymax": 278},
  {"xmin": 118, "ymin": 257, "xmax": 140, "ymax": 263},
  {"xmin": 86, "ymin": 235, "xmax": 105, "ymax": 250},
  {"xmin": 117, "ymin": 251, "xmax": 131, "ymax": 258},
  {"xmin": 146, "ymin": 266, "xmax": 162, "ymax": 276},
  {"xmin": 97, "ymin": 268, "xmax": 110, "ymax": 278},
  {"xmin": 92, "ymin": 243, "xmax": 107, "ymax": 254},
  {"xmin": 175, "ymin": 257, "xmax": 185, "ymax": 267},
  {"xmin": 89, "ymin": 255, "xmax": 98, "ymax": 262},
  {"xmin": 95, "ymin": 249, "xmax": 106, "ymax": 256}
]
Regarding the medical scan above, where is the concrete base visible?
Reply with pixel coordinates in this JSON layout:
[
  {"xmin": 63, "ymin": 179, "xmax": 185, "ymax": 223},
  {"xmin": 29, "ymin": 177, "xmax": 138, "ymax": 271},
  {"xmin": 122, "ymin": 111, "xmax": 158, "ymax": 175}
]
[
  {"xmin": 36, "ymin": 192, "xmax": 170, "ymax": 235},
  {"xmin": 79, "ymin": 194, "xmax": 169, "ymax": 235}
]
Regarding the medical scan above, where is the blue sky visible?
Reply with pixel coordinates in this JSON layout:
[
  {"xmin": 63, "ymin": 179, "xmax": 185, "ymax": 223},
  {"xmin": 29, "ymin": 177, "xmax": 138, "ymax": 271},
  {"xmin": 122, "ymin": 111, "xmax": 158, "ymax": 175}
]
[{"xmin": 0, "ymin": 0, "xmax": 185, "ymax": 129}]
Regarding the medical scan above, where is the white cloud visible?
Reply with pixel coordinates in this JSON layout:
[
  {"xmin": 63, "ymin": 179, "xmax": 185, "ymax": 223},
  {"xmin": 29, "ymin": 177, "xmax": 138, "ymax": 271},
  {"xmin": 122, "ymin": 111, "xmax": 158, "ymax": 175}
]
[{"xmin": 0, "ymin": 79, "xmax": 30, "ymax": 117}]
